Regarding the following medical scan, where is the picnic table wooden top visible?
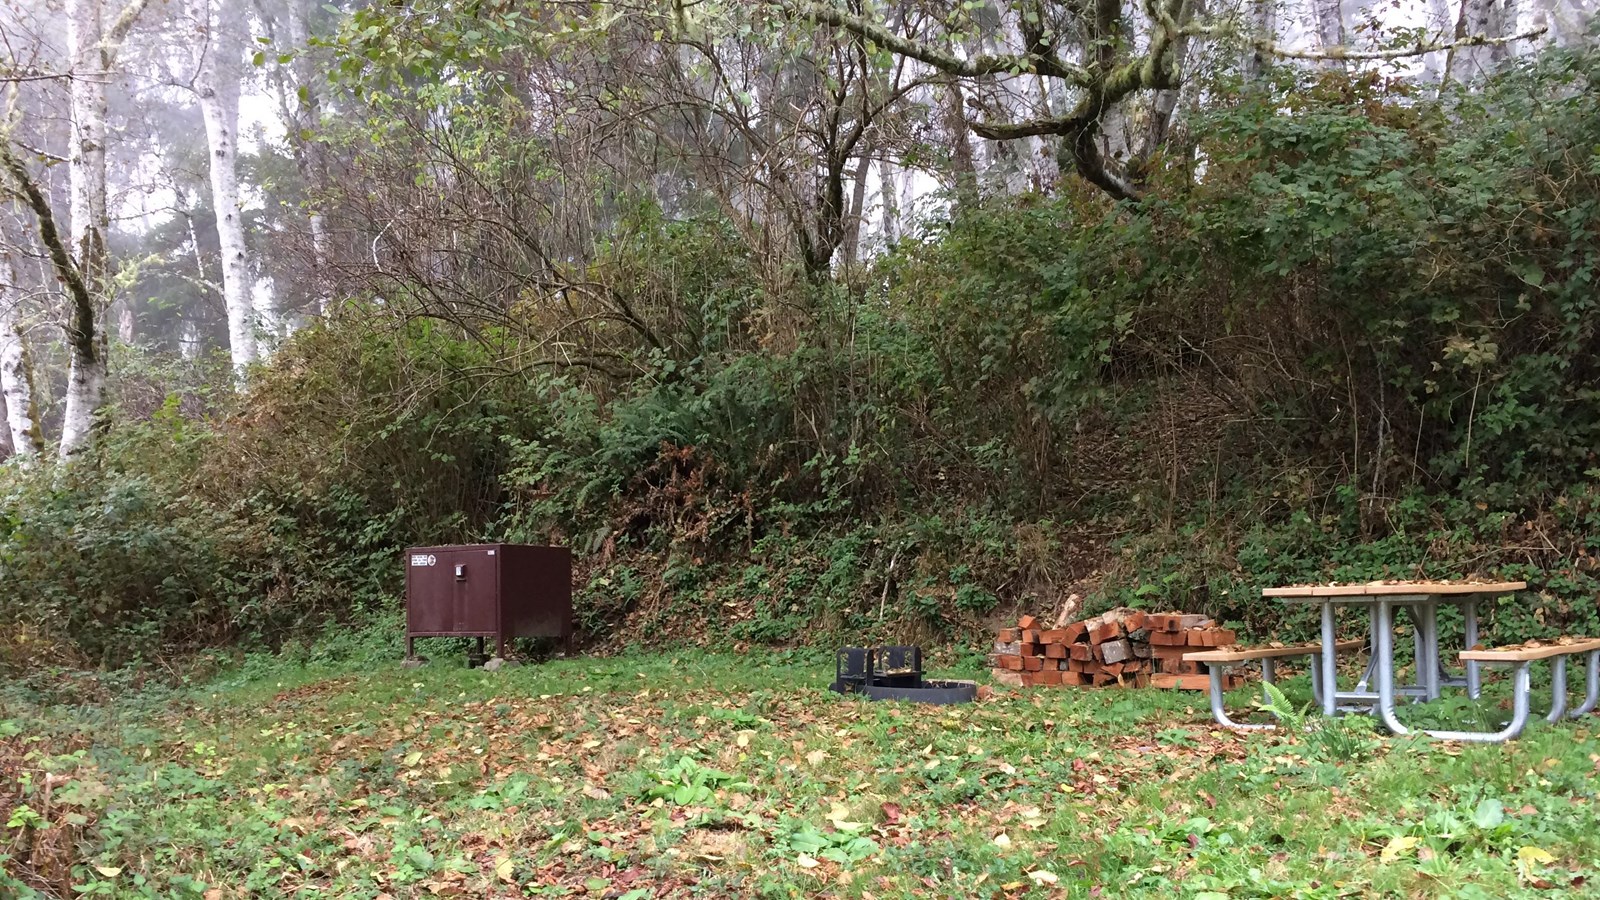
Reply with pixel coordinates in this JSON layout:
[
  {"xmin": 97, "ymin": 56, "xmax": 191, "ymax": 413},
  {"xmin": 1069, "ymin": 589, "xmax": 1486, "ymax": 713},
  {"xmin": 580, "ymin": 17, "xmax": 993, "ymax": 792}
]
[{"xmin": 1262, "ymin": 581, "xmax": 1525, "ymax": 599}]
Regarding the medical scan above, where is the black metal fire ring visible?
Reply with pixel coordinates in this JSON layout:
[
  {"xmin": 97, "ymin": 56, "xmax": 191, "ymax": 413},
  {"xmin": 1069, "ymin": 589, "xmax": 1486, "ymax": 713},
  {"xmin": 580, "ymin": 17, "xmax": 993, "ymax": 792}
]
[
  {"xmin": 828, "ymin": 645, "xmax": 976, "ymax": 704},
  {"xmin": 856, "ymin": 679, "xmax": 978, "ymax": 705}
]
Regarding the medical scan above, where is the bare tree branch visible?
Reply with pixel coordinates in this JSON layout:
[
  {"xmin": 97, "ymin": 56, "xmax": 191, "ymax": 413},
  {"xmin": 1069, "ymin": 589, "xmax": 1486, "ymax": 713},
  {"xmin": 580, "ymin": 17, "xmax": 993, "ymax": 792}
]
[
  {"xmin": 784, "ymin": 2, "xmax": 1092, "ymax": 84},
  {"xmin": 1241, "ymin": 25, "xmax": 1549, "ymax": 61}
]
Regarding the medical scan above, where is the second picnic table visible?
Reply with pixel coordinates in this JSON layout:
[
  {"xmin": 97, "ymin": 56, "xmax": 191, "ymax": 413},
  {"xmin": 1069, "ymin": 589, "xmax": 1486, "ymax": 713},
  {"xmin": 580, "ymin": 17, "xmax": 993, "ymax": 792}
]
[{"xmin": 1262, "ymin": 580, "xmax": 1527, "ymax": 720}]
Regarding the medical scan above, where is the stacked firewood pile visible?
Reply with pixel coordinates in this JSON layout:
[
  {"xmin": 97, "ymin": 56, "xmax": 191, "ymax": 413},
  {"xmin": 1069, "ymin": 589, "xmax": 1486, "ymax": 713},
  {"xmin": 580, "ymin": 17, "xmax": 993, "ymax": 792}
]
[{"xmin": 990, "ymin": 608, "xmax": 1244, "ymax": 690}]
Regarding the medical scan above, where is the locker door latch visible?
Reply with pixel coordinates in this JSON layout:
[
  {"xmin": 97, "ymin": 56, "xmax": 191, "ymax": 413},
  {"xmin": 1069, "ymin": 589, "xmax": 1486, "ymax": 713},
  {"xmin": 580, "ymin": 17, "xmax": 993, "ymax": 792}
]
[{"xmin": 455, "ymin": 563, "xmax": 467, "ymax": 581}]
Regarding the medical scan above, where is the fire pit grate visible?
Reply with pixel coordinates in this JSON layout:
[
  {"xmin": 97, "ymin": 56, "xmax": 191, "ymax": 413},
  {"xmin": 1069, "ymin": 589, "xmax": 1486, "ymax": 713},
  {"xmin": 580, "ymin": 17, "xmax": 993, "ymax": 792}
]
[{"xmin": 829, "ymin": 645, "xmax": 976, "ymax": 705}]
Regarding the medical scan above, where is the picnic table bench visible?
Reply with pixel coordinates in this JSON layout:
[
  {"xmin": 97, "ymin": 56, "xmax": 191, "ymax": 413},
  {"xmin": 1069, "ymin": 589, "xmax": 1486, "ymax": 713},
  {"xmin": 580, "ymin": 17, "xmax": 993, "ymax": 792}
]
[{"xmin": 1186, "ymin": 640, "xmax": 1363, "ymax": 730}]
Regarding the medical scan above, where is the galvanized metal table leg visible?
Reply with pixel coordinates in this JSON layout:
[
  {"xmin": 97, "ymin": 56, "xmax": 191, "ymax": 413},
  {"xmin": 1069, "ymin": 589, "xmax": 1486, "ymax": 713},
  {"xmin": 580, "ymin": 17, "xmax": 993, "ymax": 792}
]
[
  {"xmin": 1320, "ymin": 601, "xmax": 1338, "ymax": 717},
  {"xmin": 1206, "ymin": 664, "xmax": 1272, "ymax": 731},
  {"xmin": 1570, "ymin": 651, "xmax": 1600, "ymax": 718},
  {"xmin": 1409, "ymin": 605, "xmax": 1425, "ymax": 693},
  {"xmin": 1309, "ymin": 659, "xmax": 1325, "ymax": 709},
  {"xmin": 1423, "ymin": 663, "xmax": 1532, "ymax": 743},
  {"xmin": 1375, "ymin": 599, "xmax": 1409, "ymax": 735},
  {"xmin": 1419, "ymin": 601, "xmax": 1441, "ymax": 701},
  {"xmin": 1463, "ymin": 600, "xmax": 1481, "ymax": 699},
  {"xmin": 1355, "ymin": 605, "xmax": 1378, "ymax": 692},
  {"xmin": 1547, "ymin": 655, "xmax": 1569, "ymax": 723}
]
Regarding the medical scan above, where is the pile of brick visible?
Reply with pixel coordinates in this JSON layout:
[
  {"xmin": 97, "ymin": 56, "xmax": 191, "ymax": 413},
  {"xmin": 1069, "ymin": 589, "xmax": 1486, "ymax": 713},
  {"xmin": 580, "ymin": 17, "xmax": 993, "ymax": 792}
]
[{"xmin": 989, "ymin": 608, "xmax": 1245, "ymax": 690}]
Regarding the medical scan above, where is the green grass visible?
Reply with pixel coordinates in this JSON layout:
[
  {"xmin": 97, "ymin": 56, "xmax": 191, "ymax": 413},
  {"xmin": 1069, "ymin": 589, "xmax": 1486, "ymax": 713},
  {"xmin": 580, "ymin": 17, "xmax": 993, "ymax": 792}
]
[{"xmin": 4, "ymin": 643, "xmax": 1600, "ymax": 899}]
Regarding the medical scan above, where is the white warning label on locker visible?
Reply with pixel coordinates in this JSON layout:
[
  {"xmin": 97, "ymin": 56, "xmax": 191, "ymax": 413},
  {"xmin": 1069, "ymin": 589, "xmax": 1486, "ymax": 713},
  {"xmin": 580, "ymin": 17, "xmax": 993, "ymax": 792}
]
[{"xmin": 410, "ymin": 554, "xmax": 437, "ymax": 566}]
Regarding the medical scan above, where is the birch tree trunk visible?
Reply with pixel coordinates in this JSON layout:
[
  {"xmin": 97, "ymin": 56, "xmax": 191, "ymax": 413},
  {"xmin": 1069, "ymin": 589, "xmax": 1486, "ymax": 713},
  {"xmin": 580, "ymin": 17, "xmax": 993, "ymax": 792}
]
[
  {"xmin": 284, "ymin": 0, "xmax": 330, "ymax": 313},
  {"xmin": 878, "ymin": 156, "xmax": 899, "ymax": 246},
  {"xmin": 1445, "ymin": 0, "xmax": 1499, "ymax": 83},
  {"xmin": 942, "ymin": 78, "xmax": 977, "ymax": 205},
  {"xmin": 1245, "ymin": 0, "xmax": 1278, "ymax": 77},
  {"xmin": 1424, "ymin": 0, "xmax": 1454, "ymax": 81},
  {"xmin": 0, "ymin": 285, "xmax": 42, "ymax": 460},
  {"xmin": 61, "ymin": 0, "xmax": 113, "ymax": 458},
  {"xmin": 193, "ymin": 0, "xmax": 258, "ymax": 374},
  {"xmin": 1490, "ymin": 0, "xmax": 1519, "ymax": 61},
  {"xmin": 1312, "ymin": 0, "xmax": 1346, "ymax": 68},
  {"xmin": 843, "ymin": 148, "xmax": 872, "ymax": 266}
]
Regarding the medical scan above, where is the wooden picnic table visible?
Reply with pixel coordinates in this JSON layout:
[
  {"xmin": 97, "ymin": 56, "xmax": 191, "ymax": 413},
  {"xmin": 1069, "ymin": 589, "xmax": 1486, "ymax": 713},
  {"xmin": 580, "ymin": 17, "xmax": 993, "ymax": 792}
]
[{"xmin": 1262, "ymin": 581, "xmax": 1526, "ymax": 719}]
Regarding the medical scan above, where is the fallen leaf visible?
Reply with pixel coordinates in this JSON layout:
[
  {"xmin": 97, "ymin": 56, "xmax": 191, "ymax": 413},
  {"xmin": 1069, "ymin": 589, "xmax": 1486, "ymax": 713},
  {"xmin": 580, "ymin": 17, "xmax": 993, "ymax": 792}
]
[
  {"xmin": 1028, "ymin": 869, "xmax": 1058, "ymax": 885},
  {"xmin": 827, "ymin": 803, "xmax": 864, "ymax": 831},
  {"xmin": 1380, "ymin": 835, "xmax": 1420, "ymax": 863},
  {"xmin": 797, "ymin": 854, "xmax": 820, "ymax": 869},
  {"xmin": 1518, "ymin": 846, "xmax": 1556, "ymax": 866},
  {"xmin": 95, "ymin": 866, "xmax": 123, "ymax": 878}
]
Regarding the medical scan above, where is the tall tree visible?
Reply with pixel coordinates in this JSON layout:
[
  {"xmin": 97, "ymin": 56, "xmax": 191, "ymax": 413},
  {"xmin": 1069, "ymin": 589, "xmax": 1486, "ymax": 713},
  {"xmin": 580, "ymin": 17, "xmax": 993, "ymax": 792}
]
[
  {"xmin": 0, "ymin": 249, "xmax": 42, "ymax": 459},
  {"xmin": 281, "ymin": 0, "xmax": 331, "ymax": 312},
  {"xmin": 53, "ymin": 0, "xmax": 150, "ymax": 455},
  {"xmin": 190, "ymin": 0, "xmax": 260, "ymax": 373},
  {"xmin": 1446, "ymin": 0, "xmax": 1501, "ymax": 83}
]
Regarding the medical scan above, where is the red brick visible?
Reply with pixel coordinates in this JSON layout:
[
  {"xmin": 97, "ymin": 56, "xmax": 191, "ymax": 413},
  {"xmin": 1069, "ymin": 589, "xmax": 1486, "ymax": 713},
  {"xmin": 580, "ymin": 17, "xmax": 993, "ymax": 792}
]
[
  {"xmin": 1093, "ymin": 670, "xmax": 1118, "ymax": 686},
  {"xmin": 1131, "ymin": 673, "xmax": 1151, "ymax": 688},
  {"xmin": 1069, "ymin": 643, "xmax": 1095, "ymax": 662},
  {"xmin": 1213, "ymin": 629, "xmax": 1238, "ymax": 647},
  {"xmin": 1063, "ymin": 621, "xmax": 1089, "ymax": 643},
  {"xmin": 1058, "ymin": 671, "xmax": 1088, "ymax": 687},
  {"xmin": 1092, "ymin": 620, "xmax": 1125, "ymax": 643},
  {"xmin": 1020, "ymin": 642, "xmax": 1041, "ymax": 656},
  {"xmin": 997, "ymin": 628, "xmax": 1020, "ymax": 643},
  {"xmin": 1045, "ymin": 644, "xmax": 1069, "ymax": 659},
  {"xmin": 1021, "ymin": 629, "xmax": 1042, "ymax": 645},
  {"xmin": 1123, "ymin": 611, "xmax": 1146, "ymax": 632},
  {"xmin": 1186, "ymin": 629, "xmax": 1214, "ymax": 647},
  {"xmin": 1150, "ymin": 631, "xmax": 1188, "ymax": 646},
  {"xmin": 1018, "ymin": 615, "xmax": 1038, "ymax": 630},
  {"xmin": 1022, "ymin": 656, "xmax": 1045, "ymax": 671},
  {"xmin": 1103, "ymin": 662, "xmax": 1126, "ymax": 677},
  {"xmin": 1144, "ymin": 614, "xmax": 1175, "ymax": 632},
  {"xmin": 1066, "ymin": 658, "xmax": 1092, "ymax": 673},
  {"xmin": 1177, "ymin": 614, "xmax": 1210, "ymax": 629},
  {"xmin": 1039, "ymin": 629, "xmax": 1066, "ymax": 644},
  {"xmin": 996, "ymin": 654, "xmax": 1024, "ymax": 671}
]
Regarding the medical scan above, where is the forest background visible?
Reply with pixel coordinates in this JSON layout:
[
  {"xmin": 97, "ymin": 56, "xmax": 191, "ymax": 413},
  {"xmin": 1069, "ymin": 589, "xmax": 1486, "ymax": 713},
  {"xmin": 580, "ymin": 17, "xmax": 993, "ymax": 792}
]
[{"xmin": 2, "ymin": 0, "xmax": 1598, "ymax": 671}]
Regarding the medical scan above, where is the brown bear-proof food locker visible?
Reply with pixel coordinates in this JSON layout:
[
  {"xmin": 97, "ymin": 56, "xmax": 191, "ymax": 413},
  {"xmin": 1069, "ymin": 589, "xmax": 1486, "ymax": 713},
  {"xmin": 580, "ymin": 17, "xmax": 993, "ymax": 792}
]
[{"xmin": 404, "ymin": 544, "xmax": 572, "ymax": 664}]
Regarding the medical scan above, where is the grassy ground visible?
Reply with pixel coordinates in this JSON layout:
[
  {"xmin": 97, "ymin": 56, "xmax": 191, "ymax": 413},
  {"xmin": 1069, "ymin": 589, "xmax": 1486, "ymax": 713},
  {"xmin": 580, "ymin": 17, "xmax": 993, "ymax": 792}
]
[{"xmin": 4, "ymin": 641, "xmax": 1600, "ymax": 899}]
